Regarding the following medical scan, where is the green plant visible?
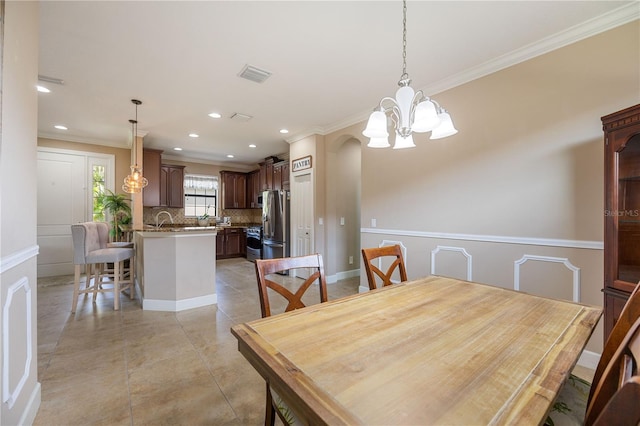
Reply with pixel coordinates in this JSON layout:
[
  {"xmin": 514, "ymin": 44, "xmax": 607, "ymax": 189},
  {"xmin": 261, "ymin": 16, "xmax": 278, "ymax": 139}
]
[
  {"xmin": 99, "ymin": 190, "xmax": 132, "ymax": 241},
  {"xmin": 198, "ymin": 205, "xmax": 211, "ymax": 221}
]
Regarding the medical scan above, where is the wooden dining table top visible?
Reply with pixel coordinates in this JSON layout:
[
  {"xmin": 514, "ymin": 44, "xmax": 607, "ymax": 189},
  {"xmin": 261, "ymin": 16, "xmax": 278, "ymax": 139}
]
[{"xmin": 231, "ymin": 275, "xmax": 602, "ymax": 425}]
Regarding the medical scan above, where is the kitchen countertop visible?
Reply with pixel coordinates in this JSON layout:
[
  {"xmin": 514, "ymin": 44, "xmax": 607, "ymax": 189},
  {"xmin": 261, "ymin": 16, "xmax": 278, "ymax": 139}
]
[{"xmin": 125, "ymin": 224, "xmax": 257, "ymax": 233}]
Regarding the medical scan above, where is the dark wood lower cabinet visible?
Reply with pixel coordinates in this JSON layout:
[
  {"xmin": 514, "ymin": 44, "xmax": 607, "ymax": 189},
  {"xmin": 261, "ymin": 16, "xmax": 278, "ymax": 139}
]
[{"xmin": 216, "ymin": 227, "xmax": 247, "ymax": 259}]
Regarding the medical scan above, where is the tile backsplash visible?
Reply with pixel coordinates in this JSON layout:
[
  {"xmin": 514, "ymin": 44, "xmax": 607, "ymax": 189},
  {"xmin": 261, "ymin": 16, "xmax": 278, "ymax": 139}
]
[{"xmin": 143, "ymin": 207, "xmax": 261, "ymax": 225}]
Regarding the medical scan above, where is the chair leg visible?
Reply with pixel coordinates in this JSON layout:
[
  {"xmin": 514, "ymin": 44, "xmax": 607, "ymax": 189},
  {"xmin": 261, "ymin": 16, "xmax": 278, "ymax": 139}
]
[
  {"xmin": 72, "ymin": 264, "xmax": 81, "ymax": 314},
  {"xmin": 113, "ymin": 261, "xmax": 120, "ymax": 311},
  {"xmin": 265, "ymin": 383, "xmax": 276, "ymax": 426}
]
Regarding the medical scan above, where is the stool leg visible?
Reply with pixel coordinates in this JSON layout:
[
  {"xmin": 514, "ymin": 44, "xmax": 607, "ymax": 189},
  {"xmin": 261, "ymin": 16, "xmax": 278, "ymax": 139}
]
[
  {"xmin": 72, "ymin": 264, "xmax": 81, "ymax": 314},
  {"xmin": 93, "ymin": 263, "xmax": 101, "ymax": 301},
  {"xmin": 129, "ymin": 255, "xmax": 135, "ymax": 300},
  {"xmin": 114, "ymin": 260, "xmax": 120, "ymax": 311}
]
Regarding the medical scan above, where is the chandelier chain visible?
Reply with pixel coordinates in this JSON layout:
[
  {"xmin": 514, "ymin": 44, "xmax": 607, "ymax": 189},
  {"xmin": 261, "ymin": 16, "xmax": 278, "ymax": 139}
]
[{"xmin": 401, "ymin": 0, "xmax": 408, "ymax": 81}]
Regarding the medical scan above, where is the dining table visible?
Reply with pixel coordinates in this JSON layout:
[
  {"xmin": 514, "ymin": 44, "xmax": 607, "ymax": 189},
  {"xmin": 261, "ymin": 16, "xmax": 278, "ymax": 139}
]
[{"xmin": 231, "ymin": 275, "xmax": 602, "ymax": 425}]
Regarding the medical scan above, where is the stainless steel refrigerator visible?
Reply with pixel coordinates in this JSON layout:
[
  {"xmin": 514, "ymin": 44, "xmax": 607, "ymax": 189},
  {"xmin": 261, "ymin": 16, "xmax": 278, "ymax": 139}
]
[{"xmin": 262, "ymin": 189, "xmax": 290, "ymax": 260}]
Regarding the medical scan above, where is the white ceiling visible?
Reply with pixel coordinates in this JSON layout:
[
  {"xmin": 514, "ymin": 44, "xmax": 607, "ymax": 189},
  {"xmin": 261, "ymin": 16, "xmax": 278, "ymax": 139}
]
[{"xmin": 37, "ymin": 1, "xmax": 638, "ymax": 167}]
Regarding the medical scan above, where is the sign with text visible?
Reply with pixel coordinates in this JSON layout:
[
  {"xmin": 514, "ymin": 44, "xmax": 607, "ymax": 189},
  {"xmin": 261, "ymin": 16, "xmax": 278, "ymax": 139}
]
[{"xmin": 292, "ymin": 155, "xmax": 312, "ymax": 172}]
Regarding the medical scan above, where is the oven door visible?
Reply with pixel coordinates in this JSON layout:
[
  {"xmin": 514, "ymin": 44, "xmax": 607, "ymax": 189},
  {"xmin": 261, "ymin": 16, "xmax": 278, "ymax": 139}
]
[{"xmin": 246, "ymin": 229, "xmax": 262, "ymax": 261}]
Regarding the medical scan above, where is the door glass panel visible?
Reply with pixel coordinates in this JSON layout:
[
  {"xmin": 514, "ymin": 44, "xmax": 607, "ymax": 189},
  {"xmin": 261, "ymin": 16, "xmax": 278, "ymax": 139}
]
[{"xmin": 617, "ymin": 134, "xmax": 640, "ymax": 284}]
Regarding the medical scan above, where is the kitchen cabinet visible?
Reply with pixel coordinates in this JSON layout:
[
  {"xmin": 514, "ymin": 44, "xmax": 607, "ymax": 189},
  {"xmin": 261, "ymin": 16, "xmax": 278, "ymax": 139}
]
[
  {"xmin": 247, "ymin": 169, "xmax": 261, "ymax": 208},
  {"xmin": 259, "ymin": 157, "xmax": 290, "ymax": 191},
  {"xmin": 274, "ymin": 161, "xmax": 290, "ymax": 191},
  {"xmin": 216, "ymin": 227, "xmax": 247, "ymax": 259},
  {"xmin": 261, "ymin": 159, "xmax": 274, "ymax": 191},
  {"xmin": 160, "ymin": 164, "xmax": 185, "ymax": 208},
  {"xmin": 220, "ymin": 171, "xmax": 247, "ymax": 209},
  {"xmin": 603, "ymin": 103, "xmax": 640, "ymax": 340},
  {"xmin": 143, "ymin": 149, "xmax": 163, "ymax": 207}
]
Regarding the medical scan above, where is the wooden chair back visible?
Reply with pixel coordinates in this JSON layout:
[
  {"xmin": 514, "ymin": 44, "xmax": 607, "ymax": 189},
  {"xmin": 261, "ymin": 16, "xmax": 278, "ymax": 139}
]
[
  {"xmin": 361, "ymin": 244, "xmax": 408, "ymax": 290},
  {"xmin": 589, "ymin": 281, "xmax": 640, "ymax": 402},
  {"xmin": 585, "ymin": 316, "xmax": 640, "ymax": 425},
  {"xmin": 254, "ymin": 254, "xmax": 328, "ymax": 318},
  {"xmin": 591, "ymin": 376, "xmax": 640, "ymax": 426}
]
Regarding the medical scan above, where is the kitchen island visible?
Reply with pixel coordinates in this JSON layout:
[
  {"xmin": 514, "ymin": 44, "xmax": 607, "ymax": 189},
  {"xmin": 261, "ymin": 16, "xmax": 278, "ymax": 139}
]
[{"xmin": 133, "ymin": 226, "xmax": 218, "ymax": 311}]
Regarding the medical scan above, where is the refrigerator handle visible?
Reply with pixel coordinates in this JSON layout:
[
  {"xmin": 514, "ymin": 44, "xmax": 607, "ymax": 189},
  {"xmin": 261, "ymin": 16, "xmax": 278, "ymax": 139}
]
[{"xmin": 263, "ymin": 242, "xmax": 284, "ymax": 248}]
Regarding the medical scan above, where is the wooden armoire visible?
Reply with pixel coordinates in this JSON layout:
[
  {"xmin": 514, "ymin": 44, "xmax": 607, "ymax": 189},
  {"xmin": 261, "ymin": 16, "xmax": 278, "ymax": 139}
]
[{"xmin": 602, "ymin": 104, "xmax": 640, "ymax": 339}]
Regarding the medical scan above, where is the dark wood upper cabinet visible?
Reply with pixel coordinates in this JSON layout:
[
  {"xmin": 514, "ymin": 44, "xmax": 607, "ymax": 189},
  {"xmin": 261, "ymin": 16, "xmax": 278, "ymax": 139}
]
[
  {"xmin": 248, "ymin": 169, "xmax": 261, "ymax": 208},
  {"xmin": 160, "ymin": 164, "xmax": 185, "ymax": 208},
  {"xmin": 143, "ymin": 149, "xmax": 162, "ymax": 207},
  {"xmin": 220, "ymin": 171, "xmax": 247, "ymax": 209},
  {"xmin": 143, "ymin": 149, "xmax": 184, "ymax": 208},
  {"xmin": 603, "ymin": 103, "xmax": 640, "ymax": 340}
]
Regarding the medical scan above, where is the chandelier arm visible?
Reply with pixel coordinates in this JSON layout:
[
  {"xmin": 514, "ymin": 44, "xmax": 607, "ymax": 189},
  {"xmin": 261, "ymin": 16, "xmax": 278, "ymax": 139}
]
[
  {"xmin": 408, "ymin": 90, "xmax": 426, "ymax": 123},
  {"xmin": 378, "ymin": 96, "xmax": 399, "ymax": 111},
  {"xmin": 429, "ymin": 98, "xmax": 444, "ymax": 113}
]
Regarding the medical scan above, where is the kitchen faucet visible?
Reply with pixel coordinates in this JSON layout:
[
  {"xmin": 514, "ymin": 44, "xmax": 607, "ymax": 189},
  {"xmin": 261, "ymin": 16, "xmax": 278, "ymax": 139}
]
[{"xmin": 155, "ymin": 210, "xmax": 174, "ymax": 228}]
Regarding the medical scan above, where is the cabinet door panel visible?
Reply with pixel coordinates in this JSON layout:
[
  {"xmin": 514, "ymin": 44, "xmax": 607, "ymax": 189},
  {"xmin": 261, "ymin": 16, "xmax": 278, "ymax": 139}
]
[
  {"xmin": 226, "ymin": 230, "xmax": 242, "ymax": 255},
  {"xmin": 143, "ymin": 149, "xmax": 162, "ymax": 206},
  {"xmin": 168, "ymin": 167, "xmax": 184, "ymax": 208}
]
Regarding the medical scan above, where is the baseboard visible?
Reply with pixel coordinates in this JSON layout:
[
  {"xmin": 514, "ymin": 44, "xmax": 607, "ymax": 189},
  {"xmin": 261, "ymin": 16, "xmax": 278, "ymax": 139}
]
[
  {"xmin": 326, "ymin": 268, "xmax": 359, "ymax": 284},
  {"xmin": 18, "ymin": 381, "xmax": 41, "ymax": 426},
  {"xmin": 577, "ymin": 349, "xmax": 601, "ymax": 370},
  {"xmin": 142, "ymin": 294, "xmax": 217, "ymax": 312}
]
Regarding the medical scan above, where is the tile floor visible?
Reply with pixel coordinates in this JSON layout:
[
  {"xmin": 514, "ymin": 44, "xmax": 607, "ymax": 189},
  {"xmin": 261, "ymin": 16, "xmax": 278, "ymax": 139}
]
[{"xmin": 34, "ymin": 258, "xmax": 360, "ymax": 425}]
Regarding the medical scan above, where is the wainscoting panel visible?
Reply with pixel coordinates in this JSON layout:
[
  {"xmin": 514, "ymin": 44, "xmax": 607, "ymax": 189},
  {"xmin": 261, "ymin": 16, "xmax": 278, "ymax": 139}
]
[
  {"xmin": 430, "ymin": 245, "xmax": 473, "ymax": 281},
  {"xmin": 514, "ymin": 255, "xmax": 580, "ymax": 303},
  {"xmin": 2, "ymin": 276, "xmax": 33, "ymax": 409}
]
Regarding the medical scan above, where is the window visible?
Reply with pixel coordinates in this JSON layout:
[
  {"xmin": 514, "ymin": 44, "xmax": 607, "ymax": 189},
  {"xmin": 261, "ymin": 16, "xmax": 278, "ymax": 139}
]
[
  {"xmin": 184, "ymin": 175, "xmax": 217, "ymax": 218},
  {"xmin": 92, "ymin": 164, "xmax": 106, "ymax": 222}
]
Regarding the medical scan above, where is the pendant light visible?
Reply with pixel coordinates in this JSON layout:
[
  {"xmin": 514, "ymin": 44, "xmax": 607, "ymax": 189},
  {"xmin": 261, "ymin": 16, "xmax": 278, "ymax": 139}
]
[
  {"xmin": 362, "ymin": 0, "xmax": 458, "ymax": 149},
  {"xmin": 122, "ymin": 99, "xmax": 148, "ymax": 193}
]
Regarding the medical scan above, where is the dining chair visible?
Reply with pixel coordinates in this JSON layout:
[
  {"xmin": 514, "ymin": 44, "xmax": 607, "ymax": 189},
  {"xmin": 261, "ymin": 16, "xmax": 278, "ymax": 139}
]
[
  {"xmin": 590, "ymin": 376, "xmax": 640, "ymax": 426},
  {"xmin": 254, "ymin": 254, "xmax": 328, "ymax": 426},
  {"xmin": 361, "ymin": 244, "xmax": 408, "ymax": 290},
  {"xmin": 70, "ymin": 222, "xmax": 135, "ymax": 313},
  {"xmin": 546, "ymin": 281, "xmax": 640, "ymax": 425},
  {"xmin": 585, "ymin": 316, "xmax": 640, "ymax": 425}
]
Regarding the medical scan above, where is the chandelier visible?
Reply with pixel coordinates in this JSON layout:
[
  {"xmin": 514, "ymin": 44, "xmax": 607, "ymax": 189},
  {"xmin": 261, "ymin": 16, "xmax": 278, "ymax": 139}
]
[
  {"xmin": 122, "ymin": 99, "xmax": 148, "ymax": 193},
  {"xmin": 362, "ymin": 0, "xmax": 458, "ymax": 149}
]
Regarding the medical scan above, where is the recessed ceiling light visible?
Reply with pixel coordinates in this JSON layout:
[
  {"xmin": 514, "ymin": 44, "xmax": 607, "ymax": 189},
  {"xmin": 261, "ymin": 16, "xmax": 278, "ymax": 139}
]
[
  {"xmin": 227, "ymin": 154, "xmax": 234, "ymax": 158},
  {"xmin": 37, "ymin": 85, "xmax": 50, "ymax": 93},
  {"xmin": 189, "ymin": 133, "xmax": 199, "ymax": 138},
  {"xmin": 173, "ymin": 147, "xmax": 183, "ymax": 151},
  {"xmin": 54, "ymin": 125, "xmax": 67, "ymax": 130},
  {"xmin": 249, "ymin": 144, "xmax": 257, "ymax": 148},
  {"xmin": 280, "ymin": 129, "xmax": 289, "ymax": 134},
  {"xmin": 208, "ymin": 112, "xmax": 221, "ymax": 119}
]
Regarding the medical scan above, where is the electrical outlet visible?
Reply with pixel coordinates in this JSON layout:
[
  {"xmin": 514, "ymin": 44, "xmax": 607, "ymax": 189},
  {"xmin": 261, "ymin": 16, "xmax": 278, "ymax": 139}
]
[
  {"xmin": 371, "ymin": 218, "xmax": 377, "ymax": 228},
  {"xmin": 319, "ymin": 217, "xmax": 323, "ymax": 225},
  {"xmin": 340, "ymin": 217, "xmax": 345, "ymax": 226},
  {"xmin": 349, "ymin": 256, "xmax": 353, "ymax": 264}
]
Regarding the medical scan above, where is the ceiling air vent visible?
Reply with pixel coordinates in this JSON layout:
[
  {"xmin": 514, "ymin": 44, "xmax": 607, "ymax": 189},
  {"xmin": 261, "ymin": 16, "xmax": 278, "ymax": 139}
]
[
  {"xmin": 238, "ymin": 64, "xmax": 272, "ymax": 83},
  {"xmin": 230, "ymin": 113, "xmax": 253, "ymax": 122}
]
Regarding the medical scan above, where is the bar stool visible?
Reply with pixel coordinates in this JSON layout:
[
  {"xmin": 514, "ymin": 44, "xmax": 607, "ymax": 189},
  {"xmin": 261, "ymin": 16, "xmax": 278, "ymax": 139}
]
[{"xmin": 70, "ymin": 222, "xmax": 135, "ymax": 313}]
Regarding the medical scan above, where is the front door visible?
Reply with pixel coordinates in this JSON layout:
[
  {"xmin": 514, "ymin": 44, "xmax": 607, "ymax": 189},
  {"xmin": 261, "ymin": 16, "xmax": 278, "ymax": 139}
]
[{"xmin": 37, "ymin": 148, "xmax": 114, "ymax": 277}]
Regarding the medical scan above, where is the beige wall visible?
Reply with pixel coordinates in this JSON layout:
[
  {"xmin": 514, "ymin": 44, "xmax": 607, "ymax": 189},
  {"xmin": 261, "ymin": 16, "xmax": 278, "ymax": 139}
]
[
  {"xmin": 322, "ymin": 21, "xmax": 640, "ymax": 356},
  {"xmin": 290, "ymin": 134, "xmax": 327, "ymax": 260},
  {"xmin": 0, "ymin": 1, "xmax": 41, "ymax": 424}
]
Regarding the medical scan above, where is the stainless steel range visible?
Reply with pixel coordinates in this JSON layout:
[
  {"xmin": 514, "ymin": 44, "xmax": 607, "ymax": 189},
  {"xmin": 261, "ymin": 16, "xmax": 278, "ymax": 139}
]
[{"xmin": 246, "ymin": 225, "xmax": 262, "ymax": 262}]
